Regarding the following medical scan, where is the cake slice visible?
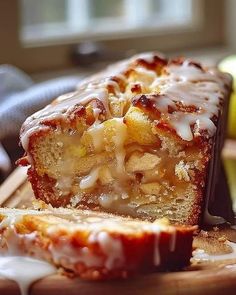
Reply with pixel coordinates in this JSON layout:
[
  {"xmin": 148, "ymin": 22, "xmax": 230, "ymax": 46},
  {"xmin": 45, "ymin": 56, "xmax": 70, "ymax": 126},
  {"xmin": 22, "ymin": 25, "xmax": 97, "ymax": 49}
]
[
  {"xmin": 0, "ymin": 207, "xmax": 194, "ymax": 279},
  {"xmin": 17, "ymin": 53, "xmax": 232, "ymax": 225}
]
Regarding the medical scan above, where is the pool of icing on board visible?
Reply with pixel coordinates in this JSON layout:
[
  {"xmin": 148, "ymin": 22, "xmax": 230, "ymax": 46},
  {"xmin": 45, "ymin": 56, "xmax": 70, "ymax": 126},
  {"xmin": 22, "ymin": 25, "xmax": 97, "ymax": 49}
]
[
  {"xmin": 192, "ymin": 240, "xmax": 236, "ymax": 263},
  {"xmin": 0, "ymin": 256, "xmax": 56, "ymax": 295}
]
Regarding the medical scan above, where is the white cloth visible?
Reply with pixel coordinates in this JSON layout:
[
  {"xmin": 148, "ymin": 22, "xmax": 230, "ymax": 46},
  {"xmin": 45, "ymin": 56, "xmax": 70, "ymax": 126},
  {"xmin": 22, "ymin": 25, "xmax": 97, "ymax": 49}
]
[{"xmin": 0, "ymin": 65, "xmax": 81, "ymax": 174}]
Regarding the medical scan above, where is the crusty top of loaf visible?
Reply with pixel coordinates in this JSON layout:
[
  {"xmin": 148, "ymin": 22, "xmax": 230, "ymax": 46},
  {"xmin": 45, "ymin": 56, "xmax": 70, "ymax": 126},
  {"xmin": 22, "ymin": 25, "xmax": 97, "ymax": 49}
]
[{"xmin": 20, "ymin": 52, "xmax": 232, "ymax": 151}]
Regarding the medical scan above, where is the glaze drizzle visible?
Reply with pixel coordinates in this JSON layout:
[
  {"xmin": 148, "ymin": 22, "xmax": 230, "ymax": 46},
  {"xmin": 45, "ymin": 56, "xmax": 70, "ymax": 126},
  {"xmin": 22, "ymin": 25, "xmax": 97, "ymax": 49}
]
[{"xmin": 19, "ymin": 52, "xmax": 232, "ymax": 151}]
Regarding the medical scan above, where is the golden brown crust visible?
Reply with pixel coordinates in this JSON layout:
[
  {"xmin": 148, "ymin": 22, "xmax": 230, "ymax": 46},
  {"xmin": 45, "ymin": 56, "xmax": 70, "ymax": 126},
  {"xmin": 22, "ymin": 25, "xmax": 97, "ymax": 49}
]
[
  {"xmin": 19, "ymin": 53, "xmax": 232, "ymax": 148},
  {"xmin": 17, "ymin": 52, "xmax": 232, "ymax": 225},
  {"xmin": 0, "ymin": 208, "xmax": 195, "ymax": 280}
]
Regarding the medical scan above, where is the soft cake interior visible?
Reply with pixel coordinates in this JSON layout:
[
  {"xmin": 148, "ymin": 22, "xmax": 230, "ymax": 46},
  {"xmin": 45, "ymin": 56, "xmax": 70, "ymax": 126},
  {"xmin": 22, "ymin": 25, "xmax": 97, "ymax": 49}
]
[{"xmin": 28, "ymin": 105, "xmax": 209, "ymax": 225}]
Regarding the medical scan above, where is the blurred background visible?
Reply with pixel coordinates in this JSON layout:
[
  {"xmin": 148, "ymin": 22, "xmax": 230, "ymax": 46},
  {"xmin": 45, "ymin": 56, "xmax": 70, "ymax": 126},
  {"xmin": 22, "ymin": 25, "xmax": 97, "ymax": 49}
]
[
  {"xmin": 0, "ymin": 0, "xmax": 236, "ymax": 202},
  {"xmin": 2, "ymin": 0, "xmax": 236, "ymax": 73}
]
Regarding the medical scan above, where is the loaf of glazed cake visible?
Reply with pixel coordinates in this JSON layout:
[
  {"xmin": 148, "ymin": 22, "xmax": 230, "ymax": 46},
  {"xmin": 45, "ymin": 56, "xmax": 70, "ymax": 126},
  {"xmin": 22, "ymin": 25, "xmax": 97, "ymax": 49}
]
[
  {"xmin": 0, "ymin": 207, "xmax": 194, "ymax": 279},
  {"xmin": 18, "ymin": 53, "xmax": 232, "ymax": 225}
]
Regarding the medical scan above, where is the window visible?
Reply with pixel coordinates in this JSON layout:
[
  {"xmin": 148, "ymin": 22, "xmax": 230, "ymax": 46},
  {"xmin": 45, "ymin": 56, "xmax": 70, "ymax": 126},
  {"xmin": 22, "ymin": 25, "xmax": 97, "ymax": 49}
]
[
  {"xmin": 21, "ymin": 0, "xmax": 194, "ymax": 45},
  {"xmin": 0, "ymin": 0, "xmax": 225, "ymax": 73}
]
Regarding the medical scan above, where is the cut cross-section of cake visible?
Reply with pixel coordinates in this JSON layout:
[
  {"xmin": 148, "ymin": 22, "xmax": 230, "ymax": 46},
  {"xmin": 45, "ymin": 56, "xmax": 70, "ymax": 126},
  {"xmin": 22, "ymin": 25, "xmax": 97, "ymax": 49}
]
[
  {"xmin": 17, "ymin": 53, "xmax": 232, "ymax": 225},
  {"xmin": 0, "ymin": 207, "xmax": 194, "ymax": 279}
]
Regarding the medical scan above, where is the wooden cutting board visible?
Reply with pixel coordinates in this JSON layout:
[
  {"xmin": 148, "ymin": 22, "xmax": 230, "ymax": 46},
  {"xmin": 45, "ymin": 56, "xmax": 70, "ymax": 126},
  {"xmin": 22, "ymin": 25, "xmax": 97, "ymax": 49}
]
[{"xmin": 1, "ymin": 166, "xmax": 236, "ymax": 295}]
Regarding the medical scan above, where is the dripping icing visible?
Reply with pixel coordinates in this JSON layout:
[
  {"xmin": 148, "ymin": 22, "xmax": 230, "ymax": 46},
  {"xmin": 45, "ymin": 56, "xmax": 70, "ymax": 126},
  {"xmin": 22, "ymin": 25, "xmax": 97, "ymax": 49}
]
[
  {"xmin": 192, "ymin": 241, "xmax": 236, "ymax": 263},
  {"xmin": 20, "ymin": 52, "xmax": 231, "ymax": 151},
  {"xmin": 0, "ymin": 257, "xmax": 56, "ymax": 295},
  {"xmin": 0, "ymin": 211, "xmax": 57, "ymax": 295},
  {"xmin": 79, "ymin": 167, "xmax": 100, "ymax": 189}
]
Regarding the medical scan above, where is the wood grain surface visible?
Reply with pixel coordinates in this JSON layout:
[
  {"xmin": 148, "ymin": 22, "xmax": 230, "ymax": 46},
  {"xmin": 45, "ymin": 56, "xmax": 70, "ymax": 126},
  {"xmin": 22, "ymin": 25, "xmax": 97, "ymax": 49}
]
[{"xmin": 1, "ymin": 142, "xmax": 236, "ymax": 294}]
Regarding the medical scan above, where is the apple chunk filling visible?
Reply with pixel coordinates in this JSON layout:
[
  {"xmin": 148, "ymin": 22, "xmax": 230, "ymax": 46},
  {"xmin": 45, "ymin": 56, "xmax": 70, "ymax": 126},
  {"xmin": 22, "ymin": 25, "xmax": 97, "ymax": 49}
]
[
  {"xmin": 48, "ymin": 133, "xmax": 196, "ymax": 221},
  {"xmin": 33, "ymin": 109, "xmax": 202, "ymax": 223},
  {"xmin": 52, "ymin": 141, "xmax": 195, "ymax": 221}
]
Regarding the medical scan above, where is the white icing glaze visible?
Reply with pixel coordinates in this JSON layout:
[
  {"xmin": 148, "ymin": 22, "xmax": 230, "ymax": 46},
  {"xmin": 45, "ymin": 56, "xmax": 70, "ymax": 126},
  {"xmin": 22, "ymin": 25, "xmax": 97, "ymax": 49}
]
[
  {"xmin": 191, "ymin": 249, "xmax": 210, "ymax": 262},
  {"xmin": 99, "ymin": 194, "xmax": 117, "ymax": 209},
  {"xmin": 21, "ymin": 125, "xmax": 49, "ymax": 155},
  {"xmin": 169, "ymin": 228, "xmax": 176, "ymax": 252},
  {"xmin": 0, "ymin": 143, "xmax": 11, "ymax": 173},
  {"xmin": 19, "ymin": 52, "xmax": 232, "ymax": 239},
  {"xmin": 111, "ymin": 118, "xmax": 128, "ymax": 176},
  {"xmin": 101, "ymin": 78, "xmax": 121, "ymax": 93},
  {"xmin": 89, "ymin": 231, "xmax": 124, "ymax": 270},
  {"xmin": 149, "ymin": 62, "xmax": 230, "ymax": 141},
  {"xmin": 48, "ymin": 241, "xmax": 103, "ymax": 269},
  {"xmin": 0, "ymin": 209, "xmax": 52, "ymax": 229},
  {"xmin": 0, "ymin": 208, "xmax": 170, "ymax": 234},
  {"xmin": 115, "ymin": 73, "xmax": 127, "ymax": 82},
  {"xmin": 134, "ymin": 67, "xmax": 157, "ymax": 84},
  {"xmin": 0, "ymin": 257, "xmax": 56, "ymax": 295},
  {"xmin": 79, "ymin": 166, "xmax": 100, "ymax": 189},
  {"xmin": 20, "ymin": 53, "xmax": 231, "ymax": 161},
  {"xmin": 87, "ymin": 123, "xmax": 104, "ymax": 152},
  {"xmin": 93, "ymin": 107, "xmax": 102, "ymax": 122},
  {"xmin": 0, "ymin": 207, "xmax": 181, "ymax": 287},
  {"xmin": 0, "ymin": 212, "xmax": 22, "ymax": 231},
  {"xmin": 146, "ymin": 223, "xmax": 162, "ymax": 266},
  {"xmin": 153, "ymin": 233, "xmax": 160, "ymax": 266},
  {"xmin": 81, "ymin": 117, "xmax": 128, "ymax": 189},
  {"xmin": 0, "ymin": 210, "xmax": 57, "ymax": 295},
  {"xmin": 20, "ymin": 88, "xmax": 111, "ymax": 151},
  {"xmin": 192, "ymin": 241, "xmax": 236, "ymax": 263}
]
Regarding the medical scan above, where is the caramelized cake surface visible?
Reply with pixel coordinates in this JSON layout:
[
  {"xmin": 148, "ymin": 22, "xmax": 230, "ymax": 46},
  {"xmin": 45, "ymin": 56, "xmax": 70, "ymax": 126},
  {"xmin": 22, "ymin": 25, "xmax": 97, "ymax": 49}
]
[
  {"xmin": 0, "ymin": 207, "xmax": 194, "ymax": 279},
  {"xmin": 18, "ymin": 53, "xmax": 232, "ymax": 224}
]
